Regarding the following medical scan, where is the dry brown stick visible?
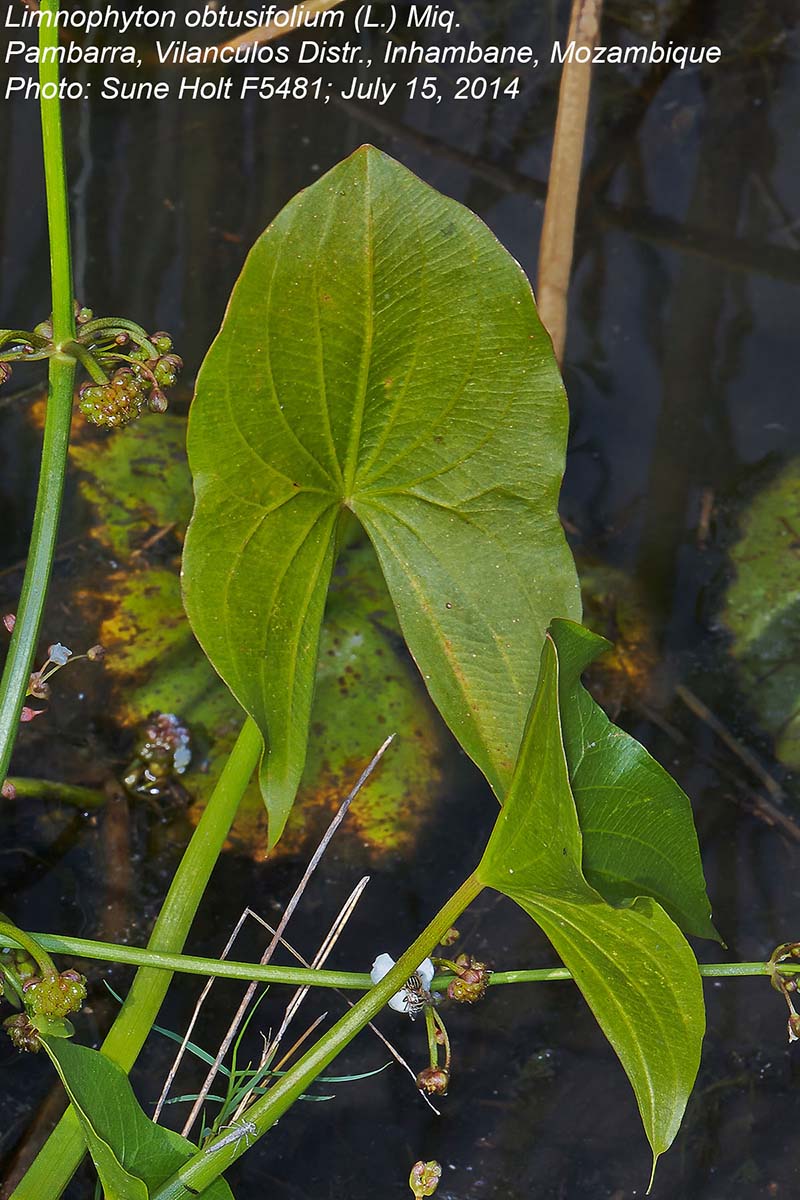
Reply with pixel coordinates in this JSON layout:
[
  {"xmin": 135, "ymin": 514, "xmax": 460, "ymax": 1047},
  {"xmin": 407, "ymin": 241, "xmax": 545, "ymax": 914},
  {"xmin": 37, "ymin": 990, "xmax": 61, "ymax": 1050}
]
[
  {"xmin": 636, "ymin": 698, "xmax": 800, "ymax": 843},
  {"xmin": 675, "ymin": 685, "xmax": 787, "ymax": 805},
  {"xmin": 180, "ymin": 735, "xmax": 394, "ymax": 1137},
  {"xmin": 537, "ymin": 0, "xmax": 604, "ymax": 363},
  {"xmin": 270, "ymin": 1011, "xmax": 328, "ymax": 1075}
]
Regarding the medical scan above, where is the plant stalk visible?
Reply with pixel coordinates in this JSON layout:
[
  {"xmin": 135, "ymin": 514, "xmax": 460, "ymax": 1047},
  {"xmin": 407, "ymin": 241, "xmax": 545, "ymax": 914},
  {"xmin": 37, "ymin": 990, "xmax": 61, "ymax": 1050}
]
[
  {"xmin": 0, "ymin": 0, "xmax": 76, "ymax": 786},
  {"xmin": 11, "ymin": 718, "xmax": 263, "ymax": 1200},
  {"xmin": 3, "ymin": 778, "xmax": 106, "ymax": 807},
  {"xmin": 0, "ymin": 929, "xmax": 794, "ymax": 989}
]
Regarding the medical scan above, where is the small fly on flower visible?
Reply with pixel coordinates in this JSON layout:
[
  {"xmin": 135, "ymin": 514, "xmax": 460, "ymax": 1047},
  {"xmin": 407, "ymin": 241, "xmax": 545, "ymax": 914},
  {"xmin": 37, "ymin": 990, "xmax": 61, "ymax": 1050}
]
[{"xmin": 403, "ymin": 971, "xmax": 435, "ymax": 1019}]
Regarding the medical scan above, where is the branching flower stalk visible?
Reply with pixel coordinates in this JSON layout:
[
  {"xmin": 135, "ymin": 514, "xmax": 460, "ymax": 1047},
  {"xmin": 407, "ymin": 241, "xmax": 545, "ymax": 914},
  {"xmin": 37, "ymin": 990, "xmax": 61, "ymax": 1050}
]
[
  {"xmin": 0, "ymin": 4, "xmax": 181, "ymax": 786},
  {"xmin": 0, "ymin": 928, "xmax": 797, "ymax": 992},
  {"xmin": 0, "ymin": 0, "xmax": 76, "ymax": 786}
]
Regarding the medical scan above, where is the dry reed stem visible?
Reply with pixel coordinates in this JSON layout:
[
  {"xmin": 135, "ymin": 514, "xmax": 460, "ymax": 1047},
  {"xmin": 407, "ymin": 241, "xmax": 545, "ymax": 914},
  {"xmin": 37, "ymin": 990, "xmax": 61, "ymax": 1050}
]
[
  {"xmin": 219, "ymin": 0, "xmax": 347, "ymax": 52},
  {"xmin": 153, "ymin": 907, "xmax": 253, "ymax": 1122},
  {"xmin": 537, "ymin": 0, "xmax": 604, "ymax": 363}
]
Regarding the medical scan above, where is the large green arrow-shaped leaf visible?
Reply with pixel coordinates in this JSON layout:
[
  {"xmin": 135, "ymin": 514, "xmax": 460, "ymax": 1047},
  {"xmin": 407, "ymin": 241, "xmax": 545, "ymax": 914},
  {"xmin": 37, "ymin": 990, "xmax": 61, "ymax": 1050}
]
[
  {"xmin": 41, "ymin": 1038, "xmax": 233, "ymax": 1199},
  {"xmin": 550, "ymin": 619, "xmax": 718, "ymax": 942},
  {"xmin": 476, "ymin": 636, "xmax": 704, "ymax": 1182},
  {"xmin": 183, "ymin": 145, "xmax": 580, "ymax": 845}
]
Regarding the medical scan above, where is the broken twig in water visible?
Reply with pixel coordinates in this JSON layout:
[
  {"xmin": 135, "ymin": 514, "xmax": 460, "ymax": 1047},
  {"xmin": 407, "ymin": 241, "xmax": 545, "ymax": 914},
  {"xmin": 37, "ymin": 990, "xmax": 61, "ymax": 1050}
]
[{"xmin": 675, "ymin": 685, "xmax": 787, "ymax": 806}]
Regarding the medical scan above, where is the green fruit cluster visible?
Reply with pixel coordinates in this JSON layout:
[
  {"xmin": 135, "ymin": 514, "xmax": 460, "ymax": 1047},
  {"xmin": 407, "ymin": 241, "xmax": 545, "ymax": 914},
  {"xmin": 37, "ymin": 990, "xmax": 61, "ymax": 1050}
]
[{"xmin": 24, "ymin": 969, "xmax": 87, "ymax": 1019}]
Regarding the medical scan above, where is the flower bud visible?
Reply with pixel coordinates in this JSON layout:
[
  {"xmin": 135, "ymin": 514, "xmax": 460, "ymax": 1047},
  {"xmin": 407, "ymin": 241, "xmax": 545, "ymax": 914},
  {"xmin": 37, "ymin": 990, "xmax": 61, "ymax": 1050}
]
[
  {"xmin": 447, "ymin": 954, "xmax": 491, "ymax": 1004},
  {"xmin": 86, "ymin": 644, "xmax": 105, "ymax": 661},
  {"xmin": 34, "ymin": 319, "xmax": 54, "ymax": 340},
  {"xmin": 4, "ymin": 1013, "xmax": 41, "ymax": 1053},
  {"xmin": 1, "ymin": 779, "xmax": 17, "ymax": 800},
  {"xmin": 3, "ymin": 613, "xmax": 15, "ymax": 633},
  {"xmin": 148, "ymin": 388, "xmax": 169, "ymax": 414},
  {"xmin": 439, "ymin": 927, "xmax": 460, "ymax": 948},
  {"xmin": 416, "ymin": 1066, "xmax": 449, "ymax": 1095},
  {"xmin": 12, "ymin": 949, "xmax": 37, "ymax": 981},
  {"xmin": 789, "ymin": 1012, "xmax": 800, "ymax": 1043},
  {"xmin": 151, "ymin": 331, "xmax": 173, "ymax": 354}
]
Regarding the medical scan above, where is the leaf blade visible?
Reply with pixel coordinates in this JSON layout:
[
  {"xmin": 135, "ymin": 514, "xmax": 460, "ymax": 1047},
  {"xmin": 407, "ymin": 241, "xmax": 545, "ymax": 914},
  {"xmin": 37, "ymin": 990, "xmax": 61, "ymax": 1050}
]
[
  {"xmin": 550, "ymin": 618, "xmax": 718, "ymax": 941},
  {"xmin": 184, "ymin": 146, "xmax": 580, "ymax": 841},
  {"xmin": 41, "ymin": 1038, "xmax": 233, "ymax": 1199},
  {"xmin": 477, "ymin": 636, "xmax": 705, "ymax": 1175}
]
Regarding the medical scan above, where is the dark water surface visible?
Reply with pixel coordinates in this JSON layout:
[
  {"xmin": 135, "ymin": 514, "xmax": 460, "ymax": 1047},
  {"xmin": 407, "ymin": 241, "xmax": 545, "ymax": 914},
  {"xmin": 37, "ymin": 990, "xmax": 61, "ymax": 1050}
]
[{"xmin": 2, "ymin": 1, "xmax": 800, "ymax": 1196}]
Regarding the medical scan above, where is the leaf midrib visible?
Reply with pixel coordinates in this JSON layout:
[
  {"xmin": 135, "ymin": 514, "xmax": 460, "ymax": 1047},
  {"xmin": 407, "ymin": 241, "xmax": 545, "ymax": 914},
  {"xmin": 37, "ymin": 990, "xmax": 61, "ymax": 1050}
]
[{"xmin": 343, "ymin": 152, "xmax": 375, "ymax": 497}]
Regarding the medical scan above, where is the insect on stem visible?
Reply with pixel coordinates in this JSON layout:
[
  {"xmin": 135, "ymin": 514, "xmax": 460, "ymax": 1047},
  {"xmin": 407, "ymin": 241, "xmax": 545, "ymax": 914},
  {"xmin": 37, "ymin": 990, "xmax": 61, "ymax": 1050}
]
[{"xmin": 205, "ymin": 1119, "xmax": 258, "ymax": 1153}]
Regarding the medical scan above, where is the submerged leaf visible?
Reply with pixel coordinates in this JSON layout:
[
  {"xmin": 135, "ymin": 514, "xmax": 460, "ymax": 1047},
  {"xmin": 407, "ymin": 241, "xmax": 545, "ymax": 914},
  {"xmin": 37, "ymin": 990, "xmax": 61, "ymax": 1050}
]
[
  {"xmin": 183, "ymin": 145, "xmax": 580, "ymax": 844},
  {"xmin": 41, "ymin": 1038, "xmax": 233, "ymax": 1198},
  {"xmin": 71, "ymin": 414, "xmax": 192, "ymax": 560},
  {"xmin": 578, "ymin": 558, "xmax": 659, "ymax": 715},
  {"xmin": 550, "ymin": 619, "xmax": 718, "ymax": 942},
  {"xmin": 476, "ymin": 636, "xmax": 705, "ymax": 1179},
  {"xmin": 71, "ymin": 418, "xmax": 447, "ymax": 858},
  {"xmin": 720, "ymin": 458, "xmax": 800, "ymax": 772}
]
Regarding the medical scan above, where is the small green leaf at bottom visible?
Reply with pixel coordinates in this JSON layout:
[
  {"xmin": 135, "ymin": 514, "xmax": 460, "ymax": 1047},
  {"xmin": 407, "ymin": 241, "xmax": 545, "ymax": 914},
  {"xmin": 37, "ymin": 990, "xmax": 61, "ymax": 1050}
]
[
  {"xmin": 41, "ymin": 1037, "xmax": 234, "ymax": 1199},
  {"xmin": 476, "ymin": 636, "xmax": 705, "ymax": 1185}
]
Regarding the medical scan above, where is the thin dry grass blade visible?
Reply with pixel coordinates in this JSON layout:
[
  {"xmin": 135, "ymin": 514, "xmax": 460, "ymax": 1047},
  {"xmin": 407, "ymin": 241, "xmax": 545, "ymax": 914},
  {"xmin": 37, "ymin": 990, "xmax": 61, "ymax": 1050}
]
[
  {"xmin": 153, "ymin": 908, "xmax": 252, "ymax": 1122},
  {"xmin": 231, "ymin": 876, "xmax": 370, "ymax": 1119},
  {"xmin": 180, "ymin": 736, "xmax": 394, "ymax": 1137}
]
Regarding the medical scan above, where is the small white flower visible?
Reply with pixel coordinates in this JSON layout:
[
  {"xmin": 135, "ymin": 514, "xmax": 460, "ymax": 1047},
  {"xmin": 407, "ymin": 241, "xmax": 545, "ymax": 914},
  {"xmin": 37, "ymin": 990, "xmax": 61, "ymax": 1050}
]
[
  {"xmin": 47, "ymin": 643, "xmax": 72, "ymax": 666},
  {"xmin": 173, "ymin": 745, "xmax": 191, "ymax": 774},
  {"xmin": 370, "ymin": 953, "xmax": 435, "ymax": 1015}
]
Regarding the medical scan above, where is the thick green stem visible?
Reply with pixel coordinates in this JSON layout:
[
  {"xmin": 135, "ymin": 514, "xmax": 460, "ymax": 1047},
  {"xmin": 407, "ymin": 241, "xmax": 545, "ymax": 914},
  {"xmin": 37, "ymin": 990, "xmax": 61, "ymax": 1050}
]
[
  {"xmin": 151, "ymin": 874, "xmax": 485, "ymax": 1200},
  {"xmin": 0, "ymin": 0, "xmax": 76, "ymax": 785},
  {"xmin": 11, "ymin": 718, "xmax": 262, "ymax": 1200}
]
